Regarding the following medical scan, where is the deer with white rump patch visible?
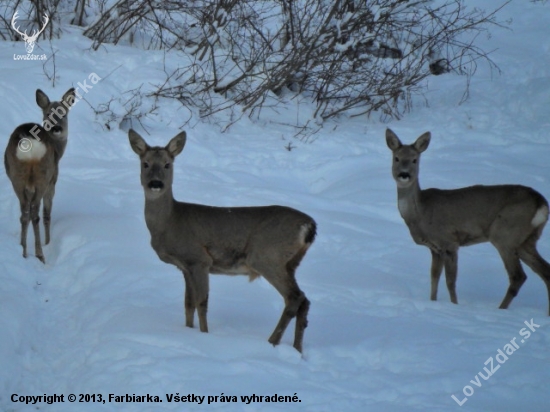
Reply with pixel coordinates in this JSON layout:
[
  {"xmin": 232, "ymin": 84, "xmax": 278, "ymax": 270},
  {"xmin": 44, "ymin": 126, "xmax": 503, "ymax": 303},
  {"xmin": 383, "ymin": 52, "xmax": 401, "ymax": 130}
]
[
  {"xmin": 4, "ymin": 88, "xmax": 76, "ymax": 263},
  {"xmin": 386, "ymin": 129, "xmax": 550, "ymax": 314},
  {"xmin": 129, "ymin": 129, "xmax": 316, "ymax": 352}
]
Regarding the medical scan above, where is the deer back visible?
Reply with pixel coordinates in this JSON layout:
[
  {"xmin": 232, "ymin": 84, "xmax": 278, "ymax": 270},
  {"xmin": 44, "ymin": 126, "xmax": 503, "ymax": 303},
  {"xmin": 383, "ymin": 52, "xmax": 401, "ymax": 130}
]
[{"xmin": 149, "ymin": 201, "xmax": 315, "ymax": 271}]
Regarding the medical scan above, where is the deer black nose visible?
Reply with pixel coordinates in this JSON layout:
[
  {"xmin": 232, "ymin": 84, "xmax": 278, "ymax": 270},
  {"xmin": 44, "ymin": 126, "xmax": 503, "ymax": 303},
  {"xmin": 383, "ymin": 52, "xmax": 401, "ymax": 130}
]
[
  {"xmin": 51, "ymin": 126, "xmax": 63, "ymax": 134},
  {"xmin": 148, "ymin": 180, "xmax": 164, "ymax": 190},
  {"xmin": 398, "ymin": 172, "xmax": 410, "ymax": 180}
]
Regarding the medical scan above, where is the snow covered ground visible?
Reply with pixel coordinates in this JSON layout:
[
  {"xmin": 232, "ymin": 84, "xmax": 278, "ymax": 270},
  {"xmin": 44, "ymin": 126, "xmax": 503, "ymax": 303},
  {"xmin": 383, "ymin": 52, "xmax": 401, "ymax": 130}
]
[{"xmin": 1, "ymin": 1, "xmax": 550, "ymax": 411}]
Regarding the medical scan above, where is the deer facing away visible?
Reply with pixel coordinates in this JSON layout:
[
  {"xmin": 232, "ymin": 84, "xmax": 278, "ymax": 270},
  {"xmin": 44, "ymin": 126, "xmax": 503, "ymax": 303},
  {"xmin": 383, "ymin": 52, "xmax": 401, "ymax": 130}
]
[
  {"xmin": 128, "ymin": 129, "xmax": 316, "ymax": 352},
  {"xmin": 386, "ymin": 129, "xmax": 550, "ymax": 315},
  {"xmin": 4, "ymin": 88, "xmax": 76, "ymax": 263}
]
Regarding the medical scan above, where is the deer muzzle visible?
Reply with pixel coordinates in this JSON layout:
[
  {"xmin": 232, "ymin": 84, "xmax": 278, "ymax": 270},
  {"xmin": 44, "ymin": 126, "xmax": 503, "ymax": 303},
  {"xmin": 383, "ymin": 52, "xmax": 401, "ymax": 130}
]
[
  {"xmin": 397, "ymin": 172, "xmax": 411, "ymax": 182},
  {"xmin": 148, "ymin": 180, "xmax": 165, "ymax": 191}
]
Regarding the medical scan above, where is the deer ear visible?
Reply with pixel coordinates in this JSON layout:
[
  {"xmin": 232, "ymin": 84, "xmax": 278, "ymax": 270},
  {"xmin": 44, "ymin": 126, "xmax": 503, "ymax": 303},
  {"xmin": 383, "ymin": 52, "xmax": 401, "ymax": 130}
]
[
  {"xmin": 62, "ymin": 88, "xmax": 77, "ymax": 108},
  {"xmin": 386, "ymin": 128, "xmax": 402, "ymax": 151},
  {"xmin": 414, "ymin": 132, "xmax": 431, "ymax": 153},
  {"xmin": 128, "ymin": 129, "xmax": 149, "ymax": 156},
  {"xmin": 166, "ymin": 132, "xmax": 187, "ymax": 157},
  {"xmin": 36, "ymin": 89, "xmax": 50, "ymax": 110}
]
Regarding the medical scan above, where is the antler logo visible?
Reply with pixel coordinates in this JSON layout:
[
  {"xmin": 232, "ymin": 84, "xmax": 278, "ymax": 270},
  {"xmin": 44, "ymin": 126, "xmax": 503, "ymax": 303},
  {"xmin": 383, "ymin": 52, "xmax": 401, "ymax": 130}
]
[{"xmin": 11, "ymin": 10, "xmax": 49, "ymax": 54}]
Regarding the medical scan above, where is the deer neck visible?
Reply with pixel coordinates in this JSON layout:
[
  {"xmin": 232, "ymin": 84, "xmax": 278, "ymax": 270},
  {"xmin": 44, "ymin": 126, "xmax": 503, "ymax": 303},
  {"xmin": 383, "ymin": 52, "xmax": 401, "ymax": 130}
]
[
  {"xmin": 53, "ymin": 138, "xmax": 68, "ymax": 159},
  {"xmin": 144, "ymin": 188, "xmax": 175, "ymax": 233},
  {"xmin": 46, "ymin": 126, "xmax": 69, "ymax": 160},
  {"xmin": 397, "ymin": 180, "xmax": 423, "ymax": 224}
]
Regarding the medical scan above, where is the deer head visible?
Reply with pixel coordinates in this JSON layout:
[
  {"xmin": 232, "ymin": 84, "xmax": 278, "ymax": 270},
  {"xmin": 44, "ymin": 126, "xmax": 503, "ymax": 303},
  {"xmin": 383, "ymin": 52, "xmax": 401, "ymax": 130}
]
[{"xmin": 11, "ymin": 11, "xmax": 49, "ymax": 54}]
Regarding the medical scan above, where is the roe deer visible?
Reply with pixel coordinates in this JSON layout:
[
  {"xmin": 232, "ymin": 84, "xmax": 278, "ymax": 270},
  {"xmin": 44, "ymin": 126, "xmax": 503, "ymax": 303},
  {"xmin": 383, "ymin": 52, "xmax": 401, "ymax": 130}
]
[
  {"xmin": 129, "ymin": 129, "xmax": 316, "ymax": 352},
  {"xmin": 385, "ymin": 129, "xmax": 550, "ymax": 315},
  {"xmin": 4, "ymin": 88, "xmax": 76, "ymax": 263}
]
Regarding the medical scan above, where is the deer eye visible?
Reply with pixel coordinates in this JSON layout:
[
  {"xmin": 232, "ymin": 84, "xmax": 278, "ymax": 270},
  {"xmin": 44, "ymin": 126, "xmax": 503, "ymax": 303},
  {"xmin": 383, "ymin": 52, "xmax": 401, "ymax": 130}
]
[
  {"xmin": 394, "ymin": 157, "xmax": 399, "ymax": 162},
  {"xmin": 143, "ymin": 161, "xmax": 149, "ymax": 168},
  {"xmin": 164, "ymin": 163, "xmax": 171, "ymax": 169},
  {"xmin": 412, "ymin": 159, "xmax": 417, "ymax": 164}
]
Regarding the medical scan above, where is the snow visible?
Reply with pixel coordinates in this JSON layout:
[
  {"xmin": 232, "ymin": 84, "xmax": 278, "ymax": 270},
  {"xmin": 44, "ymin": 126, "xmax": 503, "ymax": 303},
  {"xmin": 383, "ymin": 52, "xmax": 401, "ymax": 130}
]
[{"xmin": 1, "ymin": 1, "xmax": 550, "ymax": 411}]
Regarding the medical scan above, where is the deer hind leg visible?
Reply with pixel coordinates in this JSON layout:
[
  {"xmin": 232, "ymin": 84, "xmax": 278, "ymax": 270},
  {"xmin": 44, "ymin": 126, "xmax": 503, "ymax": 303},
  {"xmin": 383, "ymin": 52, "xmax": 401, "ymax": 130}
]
[
  {"xmin": 257, "ymin": 254, "xmax": 308, "ymax": 353},
  {"xmin": 18, "ymin": 193, "xmax": 31, "ymax": 259},
  {"xmin": 42, "ymin": 182, "xmax": 55, "ymax": 245},
  {"xmin": 293, "ymin": 295, "xmax": 310, "ymax": 354},
  {"xmin": 289, "ymin": 247, "xmax": 310, "ymax": 353},
  {"xmin": 429, "ymin": 249, "xmax": 444, "ymax": 301},
  {"xmin": 30, "ymin": 194, "xmax": 45, "ymax": 263},
  {"xmin": 518, "ymin": 236, "xmax": 550, "ymax": 315},
  {"xmin": 267, "ymin": 279, "xmax": 306, "ymax": 351},
  {"xmin": 495, "ymin": 246, "xmax": 527, "ymax": 310}
]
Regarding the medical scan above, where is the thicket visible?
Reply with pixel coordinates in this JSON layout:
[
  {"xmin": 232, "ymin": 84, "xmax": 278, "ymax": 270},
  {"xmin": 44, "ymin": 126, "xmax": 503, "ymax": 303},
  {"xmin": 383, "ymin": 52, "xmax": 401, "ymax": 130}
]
[{"xmin": 0, "ymin": 0, "xmax": 508, "ymax": 133}]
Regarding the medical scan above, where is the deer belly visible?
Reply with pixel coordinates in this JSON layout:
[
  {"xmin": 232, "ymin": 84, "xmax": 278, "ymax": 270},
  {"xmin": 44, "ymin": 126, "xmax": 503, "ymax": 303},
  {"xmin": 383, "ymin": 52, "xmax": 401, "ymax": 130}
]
[
  {"xmin": 210, "ymin": 265, "xmax": 251, "ymax": 275},
  {"xmin": 207, "ymin": 248, "xmax": 251, "ymax": 275},
  {"xmin": 456, "ymin": 232, "xmax": 487, "ymax": 246}
]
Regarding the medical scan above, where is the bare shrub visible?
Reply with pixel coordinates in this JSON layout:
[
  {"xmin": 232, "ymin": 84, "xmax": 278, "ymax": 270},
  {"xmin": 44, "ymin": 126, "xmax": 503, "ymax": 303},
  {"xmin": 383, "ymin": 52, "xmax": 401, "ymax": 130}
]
[
  {"xmin": 0, "ymin": 0, "xmax": 509, "ymax": 132},
  {"xmin": 84, "ymin": 0, "xmax": 508, "ymax": 131}
]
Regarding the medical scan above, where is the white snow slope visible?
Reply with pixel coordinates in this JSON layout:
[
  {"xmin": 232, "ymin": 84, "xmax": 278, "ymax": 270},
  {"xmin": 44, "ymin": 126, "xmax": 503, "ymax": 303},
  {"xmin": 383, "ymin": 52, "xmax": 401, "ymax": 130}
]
[{"xmin": 1, "ymin": 1, "xmax": 550, "ymax": 411}]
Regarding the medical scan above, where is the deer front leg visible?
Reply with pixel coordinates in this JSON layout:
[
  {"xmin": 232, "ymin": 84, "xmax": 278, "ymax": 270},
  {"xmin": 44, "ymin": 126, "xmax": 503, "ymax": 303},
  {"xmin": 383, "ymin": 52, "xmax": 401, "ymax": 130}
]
[
  {"xmin": 444, "ymin": 249, "xmax": 458, "ymax": 304},
  {"xmin": 182, "ymin": 272, "xmax": 195, "ymax": 328},
  {"xmin": 159, "ymin": 253, "xmax": 207, "ymax": 329},
  {"xmin": 184, "ymin": 264, "xmax": 210, "ymax": 333},
  {"xmin": 429, "ymin": 249, "xmax": 444, "ymax": 301}
]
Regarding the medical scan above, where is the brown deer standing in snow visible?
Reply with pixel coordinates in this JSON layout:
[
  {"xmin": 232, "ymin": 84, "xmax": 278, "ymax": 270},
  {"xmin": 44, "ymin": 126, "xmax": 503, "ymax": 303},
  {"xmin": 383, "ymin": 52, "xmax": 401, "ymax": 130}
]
[
  {"xmin": 129, "ymin": 129, "xmax": 316, "ymax": 352},
  {"xmin": 4, "ymin": 88, "xmax": 76, "ymax": 263},
  {"xmin": 386, "ymin": 129, "xmax": 550, "ymax": 315}
]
